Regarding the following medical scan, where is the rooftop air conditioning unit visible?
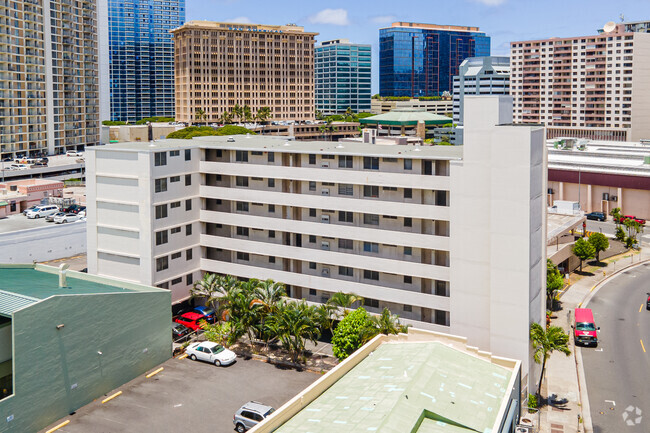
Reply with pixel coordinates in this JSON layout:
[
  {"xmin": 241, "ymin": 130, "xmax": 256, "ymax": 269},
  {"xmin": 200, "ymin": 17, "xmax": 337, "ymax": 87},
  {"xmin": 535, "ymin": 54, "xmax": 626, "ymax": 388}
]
[
  {"xmin": 603, "ymin": 193, "xmax": 609, "ymax": 201},
  {"xmin": 321, "ymin": 268, "xmax": 330, "ymax": 277},
  {"xmin": 321, "ymin": 215, "xmax": 330, "ymax": 223},
  {"xmin": 321, "ymin": 161, "xmax": 329, "ymax": 168},
  {"xmin": 321, "ymin": 188, "xmax": 330, "ymax": 196},
  {"xmin": 611, "ymin": 195, "xmax": 618, "ymax": 202}
]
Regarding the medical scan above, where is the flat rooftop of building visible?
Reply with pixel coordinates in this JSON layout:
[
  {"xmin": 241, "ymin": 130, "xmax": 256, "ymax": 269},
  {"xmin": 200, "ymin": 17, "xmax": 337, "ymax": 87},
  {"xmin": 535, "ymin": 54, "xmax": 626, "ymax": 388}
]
[
  {"xmin": 274, "ymin": 341, "xmax": 514, "ymax": 433},
  {"xmin": 360, "ymin": 109, "xmax": 452, "ymax": 126},
  {"xmin": 547, "ymin": 212, "xmax": 585, "ymax": 243},
  {"xmin": 87, "ymin": 135, "xmax": 465, "ymax": 160}
]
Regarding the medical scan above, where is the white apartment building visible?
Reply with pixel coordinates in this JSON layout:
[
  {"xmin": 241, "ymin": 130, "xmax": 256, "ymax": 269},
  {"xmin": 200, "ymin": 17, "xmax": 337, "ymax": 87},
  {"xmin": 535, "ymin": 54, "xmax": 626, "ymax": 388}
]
[{"xmin": 86, "ymin": 96, "xmax": 545, "ymax": 394}]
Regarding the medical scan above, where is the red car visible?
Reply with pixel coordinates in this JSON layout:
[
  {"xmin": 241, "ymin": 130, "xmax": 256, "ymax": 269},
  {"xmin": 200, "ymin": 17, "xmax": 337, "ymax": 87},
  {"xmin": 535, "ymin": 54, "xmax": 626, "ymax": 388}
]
[
  {"xmin": 173, "ymin": 312, "xmax": 205, "ymax": 331},
  {"xmin": 617, "ymin": 215, "xmax": 647, "ymax": 225}
]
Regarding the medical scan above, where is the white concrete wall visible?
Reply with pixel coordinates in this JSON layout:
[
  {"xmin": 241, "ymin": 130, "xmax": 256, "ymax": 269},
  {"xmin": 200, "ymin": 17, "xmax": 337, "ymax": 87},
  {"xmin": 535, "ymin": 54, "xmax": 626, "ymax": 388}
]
[{"xmin": 0, "ymin": 223, "xmax": 87, "ymax": 263}]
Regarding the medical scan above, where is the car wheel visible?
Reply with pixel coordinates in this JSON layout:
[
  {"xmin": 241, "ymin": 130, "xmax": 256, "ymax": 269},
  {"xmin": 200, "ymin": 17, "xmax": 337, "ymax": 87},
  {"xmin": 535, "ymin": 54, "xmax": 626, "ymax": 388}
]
[
  {"xmin": 236, "ymin": 423, "xmax": 246, "ymax": 433},
  {"xmin": 189, "ymin": 354, "xmax": 197, "ymax": 361},
  {"xmin": 214, "ymin": 359, "xmax": 221, "ymax": 367}
]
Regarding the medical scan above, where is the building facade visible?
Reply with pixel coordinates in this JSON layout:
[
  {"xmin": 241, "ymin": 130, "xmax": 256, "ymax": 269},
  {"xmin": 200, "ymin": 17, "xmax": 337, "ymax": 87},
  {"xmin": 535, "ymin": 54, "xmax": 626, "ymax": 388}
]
[
  {"xmin": 452, "ymin": 56, "xmax": 510, "ymax": 124},
  {"xmin": 108, "ymin": 0, "xmax": 184, "ymax": 122},
  {"xmin": 0, "ymin": 0, "xmax": 102, "ymax": 160},
  {"xmin": 371, "ymin": 97, "xmax": 453, "ymax": 115},
  {"xmin": 86, "ymin": 96, "xmax": 545, "ymax": 394},
  {"xmin": 315, "ymin": 39, "xmax": 371, "ymax": 116},
  {"xmin": 379, "ymin": 22, "xmax": 490, "ymax": 98},
  {"xmin": 511, "ymin": 24, "xmax": 650, "ymax": 142},
  {"xmin": 172, "ymin": 21, "xmax": 317, "ymax": 124}
]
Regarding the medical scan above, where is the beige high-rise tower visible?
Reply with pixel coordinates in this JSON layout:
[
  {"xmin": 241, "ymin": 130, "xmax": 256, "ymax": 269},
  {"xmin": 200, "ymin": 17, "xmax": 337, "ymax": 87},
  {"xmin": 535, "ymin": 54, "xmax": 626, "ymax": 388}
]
[{"xmin": 172, "ymin": 21, "xmax": 317, "ymax": 124}]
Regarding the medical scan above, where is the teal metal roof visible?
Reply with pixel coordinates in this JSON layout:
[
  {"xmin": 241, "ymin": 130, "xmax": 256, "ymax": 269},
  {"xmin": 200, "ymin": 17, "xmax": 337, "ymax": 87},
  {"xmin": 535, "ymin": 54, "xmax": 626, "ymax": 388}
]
[
  {"xmin": 275, "ymin": 341, "xmax": 514, "ymax": 433},
  {"xmin": 0, "ymin": 267, "xmax": 135, "ymax": 301},
  {"xmin": 359, "ymin": 109, "xmax": 452, "ymax": 126},
  {"xmin": 0, "ymin": 290, "xmax": 39, "ymax": 317}
]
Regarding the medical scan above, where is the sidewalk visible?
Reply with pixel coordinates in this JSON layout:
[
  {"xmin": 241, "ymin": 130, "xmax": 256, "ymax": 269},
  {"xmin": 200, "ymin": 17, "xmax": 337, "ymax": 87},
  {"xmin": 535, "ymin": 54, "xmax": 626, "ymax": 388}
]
[{"xmin": 539, "ymin": 248, "xmax": 650, "ymax": 433}]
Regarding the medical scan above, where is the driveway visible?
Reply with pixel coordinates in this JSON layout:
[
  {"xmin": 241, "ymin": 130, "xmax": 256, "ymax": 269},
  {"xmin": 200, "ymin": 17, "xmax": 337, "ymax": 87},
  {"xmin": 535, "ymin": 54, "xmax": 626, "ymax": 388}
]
[{"xmin": 41, "ymin": 356, "xmax": 320, "ymax": 433}]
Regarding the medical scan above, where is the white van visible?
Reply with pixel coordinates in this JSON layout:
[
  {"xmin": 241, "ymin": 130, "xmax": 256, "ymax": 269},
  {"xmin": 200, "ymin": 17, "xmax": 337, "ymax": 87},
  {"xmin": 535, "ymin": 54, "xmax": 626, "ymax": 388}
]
[{"xmin": 26, "ymin": 205, "xmax": 59, "ymax": 219}]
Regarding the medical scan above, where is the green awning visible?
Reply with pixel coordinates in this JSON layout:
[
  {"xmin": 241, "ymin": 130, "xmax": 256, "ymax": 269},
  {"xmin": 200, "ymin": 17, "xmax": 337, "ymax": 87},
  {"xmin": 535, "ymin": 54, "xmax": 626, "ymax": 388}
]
[{"xmin": 0, "ymin": 201, "xmax": 8, "ymax": 207}]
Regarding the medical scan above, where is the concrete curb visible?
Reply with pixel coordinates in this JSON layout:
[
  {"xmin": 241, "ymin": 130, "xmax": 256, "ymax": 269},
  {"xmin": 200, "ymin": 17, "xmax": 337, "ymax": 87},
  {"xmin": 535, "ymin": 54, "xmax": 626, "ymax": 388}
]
[{"xmin": 570, "ymin": 257, "xmax": 650, "ymax": 433}]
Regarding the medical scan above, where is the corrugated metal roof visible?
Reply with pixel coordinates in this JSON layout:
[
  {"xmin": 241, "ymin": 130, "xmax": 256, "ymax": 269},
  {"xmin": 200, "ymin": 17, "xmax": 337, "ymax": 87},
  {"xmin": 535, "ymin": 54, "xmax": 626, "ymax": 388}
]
[{"xmin": 0, "ymin": 290, "xmax": 39, "ymax": 317}]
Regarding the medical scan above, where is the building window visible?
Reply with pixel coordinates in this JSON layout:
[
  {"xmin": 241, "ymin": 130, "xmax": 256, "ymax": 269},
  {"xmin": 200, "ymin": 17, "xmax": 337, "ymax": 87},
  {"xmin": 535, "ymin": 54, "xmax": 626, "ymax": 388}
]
[
  {"xmin": 403, "ymin": 304, "xmax": 412, "ymax": 312},
  {"xmin": 309, "ymin": 208, "xmax": 317, "ymax": 217},
  {"xmin": 186, "ymin": 249, "xmax": 193, "ymax": 260},
  {"xmin": 309, "ymin": 262, "xmax": 317, "ymax": 269},
  {"xmin": 186, "ymin": 273, "xmax": 193, "ymax": 285},
  {"xmin": 155, "ymin": 230, "xmax": 168, "ymax": 246},
  {"xmin": 186, "ymin": 224, "xmax": 192, "ymax": 236},
  {"xmin": 338, "ymin": 238, "xmax": 353, "ymax": 249},
  {"xmin": 183, "ymin": 149, "xmax": 191, "ymax": 161},
  {"xmin": 154, "ymin": 152, "xmax": 166, "ymax": 166},
  {"xmin": 236, "ymin": 227, "xmax": 249, "ymax": 236},
  {"xmin": 171, "ymin": 226, "xmax": 181, "ymax": 234},
  {"xmin": 171, "ymin": 277, "xmax": 182, "ymax": 285},
  {"xmin": 154, "ymin": 178, "xmax": 167, "ymax": 193},
  {"xmin": 309, "ymin": 235, "xmax": 316, "ymax": 243},
  {"xmin": 309, "ymin": 181, "xmax": 316, "ymax": 191},
  {"xmin": 435, "ymin": 280, "xmax": 450, "ymax": 297},
  {"xmin": 338, "ymin": 211, "xmax": 353, "ymax": 223},
  {"xmin": 338, "ymin": 184, "xmax": 353, "ymax": 196},
  {"xmin": 185, "ymin": 174, "xmax": 192, "ymax": 186},
  {"xmin": 404, "ymin": 217, "xmax": 412, "ymax": 227},
  {"xmin": 236, "ymin": 202, "xmax": 249, "ymax": 212},
  {"xmin": 269, "ymin": 256, "xmax": 276, "ymax": 263},
  {"xmin": 171, "ymin": 201, "xmax": 180, "ymax": 209},
  {"xmin": 363, "ymin": 270, "xmax": 379, "ymax": 280},
  {"xmin": 237, "ymin": 252, "xmax": 250, "ymax": 261},
  {"xmin": 269, "ymin": 230, "xmax": 276, "ymax": 238},
  {"xmin": 184, "ymin": 200, "xmax": 191, "ymax": 211},
  {"xmin": 308, "ymin": 154, "xmax": 316, "ymax": 164},
  {"xmin": 268, "ymin": 204, "xmax": 275, "ymax": 213},
  {"xmin": 404, "ymin": 188, "xmax": 412, "ymax": 199},
  {"xmin": 171, "ymin": 252, "xmax": 181, "ymax": 259},
  {"xmin": 404, "ymin": 159, "xmax": 412, "ymax": 170},
  {"xmin": 268, "ymin": 153, "xmax": 275, "ymax": 163},
  {"xmin": 338, "ymin": 155, "xmax": 353, "ymax": 168},
  {"xmin": 363, "ymin": 214, "xmax": 379, "ymax": 225},
  {"xmin": 156, "ymin": 256, "xmax": 168, "ymax": 271},
  {"xmin": 235, "ymin": 176, "xmax": 249, "ymax": 187},
  {"xmin": 435, "ymin": 310, "xmax": 450, "ymax": 326},
  {"xmin": 309, "ymin": 289, "xmax": 317, "ymax": 296},
  {"xmin": 363, "ymin": 297, "xmax": 379, "ymax": 308},
  {"xmin": 157, "ymin": 282, "xmax": 169, "ymax": 289},
  {"xmin": 338, "ymin": 266, "xmax": 354, "ymax": 277},
  {"xmin": 235, "ymin": 150, "xmax": 248, "ymax": 162},
  {"xmin": 404, "ymin": 247, "xmax": 412, "ymax": 255},
  {"xmin": 404, "ymin": 275, "xmax": 412, "ymax": 284},
  {"xmin": 170, "ymin": 176, "xmax": 180, "ymax": 183},
  {"xmin": 363, "ymin": 242, "xmax": 378, "ymax": 253},
  {"xmin": 363, "ymin": 185, "xmax": 379, "ymax": 197},
  {"xmin": 170, "ymin": 150, "xmax": 180, "ymax": 157},
  {"xmin": 268, "ymin": 178, "xmax": 275, "ymax": 188},
  {"xmin": 363, "ymin": 157, "xmax": 379, "ymax": 170},
  {"xmin": 155, "ymin": 204, "xmax": 167, "ymax": 219}
]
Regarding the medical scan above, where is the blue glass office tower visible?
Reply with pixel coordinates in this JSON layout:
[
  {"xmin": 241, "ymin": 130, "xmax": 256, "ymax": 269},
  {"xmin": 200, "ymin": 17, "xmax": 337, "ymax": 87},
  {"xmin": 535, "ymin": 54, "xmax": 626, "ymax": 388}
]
[
  {"xmin": 315, "ymin": 39, "xmax": 372, "ymax": 115},
  {"xmin": 108, "ymin": 0, "xmax": 185, "ymax": 122},
  {"xmin": 380, "ymin": 22, "xmax": 490, "ymax": 97}
]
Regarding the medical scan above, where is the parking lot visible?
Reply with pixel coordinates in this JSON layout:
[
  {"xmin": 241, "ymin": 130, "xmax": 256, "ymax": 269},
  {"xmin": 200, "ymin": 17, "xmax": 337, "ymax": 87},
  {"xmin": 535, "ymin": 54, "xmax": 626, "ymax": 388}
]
[
  {"xmin": 0, "ymin": 213, "xmax": 53, "ymax": 234},
  {"xmin": 41, "ymin": 355, "xmax": 320, "ymax": 433}
]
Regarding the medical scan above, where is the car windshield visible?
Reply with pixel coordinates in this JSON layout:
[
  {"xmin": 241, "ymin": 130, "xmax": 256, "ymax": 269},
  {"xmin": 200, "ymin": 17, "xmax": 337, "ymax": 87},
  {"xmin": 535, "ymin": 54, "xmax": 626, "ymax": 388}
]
[
  {"xmin": 210, "ymin": 345, "xmax": 225, "ymax": 354},
  {"xmin": 576, "ymin": 322, "xmax": 596, "ymax": 331},
  {"xmin": 264, "ymin": 408, "xmax": 275, "ymax": 417},
  {"xmin": 201, "ymin": 309, "xmax": 214, "ymax": 316}
]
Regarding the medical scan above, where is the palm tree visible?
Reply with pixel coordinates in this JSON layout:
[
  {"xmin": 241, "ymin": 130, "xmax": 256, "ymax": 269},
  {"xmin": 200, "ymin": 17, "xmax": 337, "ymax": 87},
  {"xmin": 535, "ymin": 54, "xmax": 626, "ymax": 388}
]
[
  {"xmin": 231, "ymin": 104, "xmax": 243, "ymax": 124},
  {"xmin": 530, "ymin": 323, "xmax": 571, "ymax": 398},
  {"xmin": 327, "ymin": 291, "xmax": 364, "ymax": 319},
  {"xmin": 318, "ymin": 117, "xmax": 338, "ymax": 141},
  {"xmin": 255, "ymin": 106, "xmax": 271, "ymax": 134},
  {"xmin": 190, "ymin": 273, "xmax": 222, "ymax": 311},
  {"xmin": 372, "ymin": 307, "xmax": 409, "ymax": 335},
  {"xmin": 220, "ymin": 111, "xmax": 232, "ymax": 125},
  {"xmin": 194, "ymin": 108, "xmax": 207, "ymax": 125},
  {"xmin": 270, "ymin": 301, "xmax": 321, "ymax": 363},
  {"xmin": 242, "ymin": 105, "xmax": 253, "ymax": 124}
]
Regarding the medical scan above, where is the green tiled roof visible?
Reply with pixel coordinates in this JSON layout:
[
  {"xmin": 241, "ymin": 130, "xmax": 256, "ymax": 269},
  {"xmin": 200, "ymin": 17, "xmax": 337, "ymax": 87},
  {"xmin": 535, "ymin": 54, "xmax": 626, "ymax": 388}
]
[
  {"xmin": 275, "ymin": 342, "xmax": 513, "ymax": 433},
  {"xmin": 360, "ymin": 110, "xmax": 452, "ymax": 126}
]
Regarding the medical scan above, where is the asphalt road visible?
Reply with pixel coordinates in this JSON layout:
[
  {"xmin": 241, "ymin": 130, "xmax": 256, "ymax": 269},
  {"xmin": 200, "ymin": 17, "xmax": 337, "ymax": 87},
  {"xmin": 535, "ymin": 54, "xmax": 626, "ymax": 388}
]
[
  {"xmin": 582, "ymin": 262, "xmax": 650, "ymax": 433},
  {"xmin": 586, "ymin": 219, "xmax": 650, "ymax": 244}
]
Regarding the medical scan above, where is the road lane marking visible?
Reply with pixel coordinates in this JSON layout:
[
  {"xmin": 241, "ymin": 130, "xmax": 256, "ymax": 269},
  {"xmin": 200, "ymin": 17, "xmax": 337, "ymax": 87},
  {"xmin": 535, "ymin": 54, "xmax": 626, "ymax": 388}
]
[
  {"xmin": 595, "ymin": 348, "xmax": 603, "ymax": 352},
  {"xmin": 641, "ymin": 304, "xmax": 644, "ymax": 313},
  {"xmin": 641, "ymin": 339, "xmax": 646, "ymax": 353},
  {"xmin": 605, "ymin": 400, "xmax": 616, "ymax": 406}
]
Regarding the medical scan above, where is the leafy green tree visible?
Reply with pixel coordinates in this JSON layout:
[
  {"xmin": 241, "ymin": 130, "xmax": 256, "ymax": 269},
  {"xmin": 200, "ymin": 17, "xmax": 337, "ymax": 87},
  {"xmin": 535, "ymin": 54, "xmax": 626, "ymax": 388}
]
[
  {"xmin": 255, "ymin": 106, "xmax": 272, "ymax": 124},
  {"xmin": 615, "ymin": 226, "xmax": 626, "ymax": 241},
  {"xmin": 372, "ymin": 308, "xmax": 409, "ymax": 335},
  {"xmin": 315, "ymin": 110, "xmax": 325, "ymax": 120},
  {"xmin": 200, "ymin": 320, "xmax": 233, "ymax": 346},
  {"xmin": 215, "ymin": 125, "xmax": 255, "ymax": 136},
  {"xmin": 623, "ymin": 218, "xmax": 643, "ymax": 244},
  {"xmin": 327, "ymin": 292, "xmax": 364, "ymax": 319},
  {"xmin": 102, "ymin": 120, "xmax": 127, "ymax": 126},
  {"xmin": 194, "ymin": 108, "xmax": 207, "ymax": 125},
  {"xmin": 269, "ymin": 301, "xmax": 321, "ymax": 363},
  {"xmin": 572, "ymin": 237, "xmax": 595, "ymax": 271},
  {"xmin": 167, "ymin": 126, "xmax": 219, "ymax": 139},
  {"xmin": 242, "ymin": 105, "xmax": 253, "ymax": 123},
  {"xmin": 546, "ymin": 259, "xmax": 564, "ymax": 309},
  {"xmin": 231, "ymin": 104, "xmax": 243, "ymax": 123},
  {"xmin": 587, "ymin": 232, "xmax": 609, "ymax": 262},
  {"xmin": 530, "ymin": 323, "xmax": 570, "ymax": 398},
  {"xmin": 319, "ymin": 117, "xmax": 338, "ymax": 141},
  {"xmin": 331, "ymin": 308, "xmax": 378, "ymax": 360},
  {"xmin": 610, "ymin": 207, "xmax": 622, "ymax": 226},
  {"xmin": 135, "ymin": 116, "xmax": 175, "ymax": 125}
]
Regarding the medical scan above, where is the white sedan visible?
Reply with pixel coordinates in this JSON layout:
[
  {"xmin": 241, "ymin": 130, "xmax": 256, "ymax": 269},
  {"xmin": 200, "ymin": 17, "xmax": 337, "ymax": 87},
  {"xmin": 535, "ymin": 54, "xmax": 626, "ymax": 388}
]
[
  {"xmin": 66, "ymin": 150, "xmax": 82, "ymax": 157},
  {"xmin": 185, "ymin": 341, "xmax": 237, "ymax": 366},
  {"xmin": 53, "ymin": 213, "xmax": 82, "ymax": 224}
]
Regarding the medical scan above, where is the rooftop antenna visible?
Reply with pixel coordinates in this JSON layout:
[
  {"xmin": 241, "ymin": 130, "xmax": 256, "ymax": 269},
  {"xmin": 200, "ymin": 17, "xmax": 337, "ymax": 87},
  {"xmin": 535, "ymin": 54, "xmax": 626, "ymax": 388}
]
[
  {"xmin": 602, "ymin": 21, "xmax": 617, "ymax": 33},
  {"xmin": 620, "ymin": 14, "xmax": 625, "ymax": 22}
]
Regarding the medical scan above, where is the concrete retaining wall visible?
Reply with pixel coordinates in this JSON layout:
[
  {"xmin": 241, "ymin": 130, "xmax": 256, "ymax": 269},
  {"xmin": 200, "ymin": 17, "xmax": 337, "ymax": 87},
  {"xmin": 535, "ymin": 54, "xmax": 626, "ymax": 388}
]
[{"xmin": 0, "ymin": 222, "xmax": 86, "ymax": 263}]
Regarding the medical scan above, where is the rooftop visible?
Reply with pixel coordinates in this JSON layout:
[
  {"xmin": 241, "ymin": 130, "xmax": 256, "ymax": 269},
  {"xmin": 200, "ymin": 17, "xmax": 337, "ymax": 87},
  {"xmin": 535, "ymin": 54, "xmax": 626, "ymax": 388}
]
[
  {"xmin": 172, "ymin": 21, "xmax": 318, "ymax": 36},
  {"xmin": 273, "ymin": 340, "xmax": 515, "ymax": 433},
  {"xmin": 87, "ymin": 135, "xmax": 465, "ymax": 161},
  {"xmin": 360, "ymin": 109, "xmax": 453, "ymax": 126},
  {"xmin": 387, "ymin": 22, "xmax": 481, "ymax": 33}
]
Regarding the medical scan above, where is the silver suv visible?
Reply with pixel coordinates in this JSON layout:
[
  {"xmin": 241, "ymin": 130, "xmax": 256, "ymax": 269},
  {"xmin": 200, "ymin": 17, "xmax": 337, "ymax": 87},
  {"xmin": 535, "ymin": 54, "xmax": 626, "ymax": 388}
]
[{"xmin": 233, "ymin": 401, "xmax": 275, "ymax": 432}]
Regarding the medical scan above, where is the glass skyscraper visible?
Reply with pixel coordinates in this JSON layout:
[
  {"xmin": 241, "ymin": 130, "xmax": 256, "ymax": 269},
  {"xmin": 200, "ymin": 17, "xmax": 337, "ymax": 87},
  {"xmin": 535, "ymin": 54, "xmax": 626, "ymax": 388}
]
[
  {"xmin": 380, "ymin": 22, "xmax": 490, "ymax": 97},
  {"xmin": 108, "ymin": 0, "xmax": 185, "ymax": 122},
  {"xmin": 315, "ymin": 39, "xmax": 372, "ymax": 115}
]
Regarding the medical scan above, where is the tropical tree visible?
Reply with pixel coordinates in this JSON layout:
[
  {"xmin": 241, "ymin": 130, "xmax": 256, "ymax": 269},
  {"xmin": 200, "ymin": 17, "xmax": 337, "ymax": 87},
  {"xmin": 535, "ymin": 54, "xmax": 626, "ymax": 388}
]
[
  {"xmin": 610, "ymin": 207, "xmax": 622, "ymax": 227},
  {"xmin": 194, "ymin": 108, "xmax": 207, "ymax": 125},
  {"xmin": 250, "ymin": 279, "xmax": 286, "ymax": 351},
  {"xmin": 319, "ymin": 117, "xmax": 338, "ymax": 141},
  {"xmin": 255, "ymin": 106, "xmax": 272, "ymax": 133},
  {"xmin": 623, "ymin": 218, "xmax": 643, "ymax": 244},
  {"xmin": 587, "ymin": 232, "xmax": 609, "ymax": 262},
  {"xmin": 200, "ymin": 320, "xmax": 234, "ymax": 347},
  {"xmin": 231, "ymin": 104, "xmax": 243, "ymax": 123},
  {"xmin": 327, "ymin": 292, "xmax": 364, "ymax": 319},
  {"xmin": 530, "ymin": 323, "xmax": 571, "ymax": 398},
  {"xmin": 572, "ymin": 237, "xmax": 595, "ymax": 272},
  {"xmin": 220, "ymin": 111, "xmax": 233, "ymax": 125},
  {"xmin": 331, "ymin": 307, "xmax": 378, "ymax": 360},
  {"xmin": 546, "ymin": 259, "xmax": 564, "ymax": 310},
  {"xmin": 190, "ymin": 273, "xmax": 222, "ymax": 311},
  {"xmin": 242, "ymin": 104, "xmax": 253, "ymax": 123},
  {"xmin": 372, "ymin": 307, "xmax": 409, "ymax": 335},
  {"xmin": 269, "ymin": 301, "xmax": 321, "ymax": 363},
  {"xmin": 315, "ymin": 110, "xmax": 325, "ymax": 120}
]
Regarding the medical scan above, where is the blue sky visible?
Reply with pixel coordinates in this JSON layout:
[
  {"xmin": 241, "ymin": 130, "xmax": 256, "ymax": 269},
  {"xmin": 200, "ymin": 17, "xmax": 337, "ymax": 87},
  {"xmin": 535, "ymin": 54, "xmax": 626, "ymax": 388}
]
[{"xmin": 186, "ymin": 0, "xmax": 650, "ymax": 93}]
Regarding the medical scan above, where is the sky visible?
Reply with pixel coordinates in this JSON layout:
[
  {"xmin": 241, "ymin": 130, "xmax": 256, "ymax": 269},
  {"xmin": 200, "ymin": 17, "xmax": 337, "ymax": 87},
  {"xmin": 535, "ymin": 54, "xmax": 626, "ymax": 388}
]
[{"xmin": 186, "ymin": 0, "xmax": 650, "ymax": 93}]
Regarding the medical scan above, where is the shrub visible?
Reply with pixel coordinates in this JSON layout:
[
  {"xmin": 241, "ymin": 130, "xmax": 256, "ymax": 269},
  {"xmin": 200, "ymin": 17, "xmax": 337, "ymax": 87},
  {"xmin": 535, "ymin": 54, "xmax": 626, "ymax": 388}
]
[
  {"xmin": 331, "ymin": 308, "xmax": 378, "ymax": 360},
  {"xmin": 528, "ymin": 393, "xmax": 538, "ymax": 409},
  {"xmin": 615, "ymin": 226, "xmax": 626, "ymax": 241},
  {"xmin": 135, "ymin": 116, "xmax": 174, "ymax": 125},
  {"xmin": 102, "ymin": 120, "xmax": 126, "ymax": 126},
  {"xmin": 167, "ymin": 126, "xmax": 219, "ymax": 139},
  {"xmin": 215, "ymin": 125, "xmax": 255, "ymax": 136}
]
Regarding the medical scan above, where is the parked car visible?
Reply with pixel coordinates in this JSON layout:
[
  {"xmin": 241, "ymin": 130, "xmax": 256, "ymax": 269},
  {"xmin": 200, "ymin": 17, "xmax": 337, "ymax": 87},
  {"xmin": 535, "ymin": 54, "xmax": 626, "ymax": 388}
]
[
  {"xmin": 193, "ymin": 306, "xmax": 217, "ymax": 324},
  {"xmin": 233, "ymin": 402, "xmax": 275, "ymax": 432},
  {"xmin": 30, "ymin": 162, "xmax": 48, "ymax": 168},
  {"xmin": 647, "ymin": 293, "xmax": 650, "ymax": 311},
  {"xmin": 585, "ymin": 212, "xmax": 606, "ymax": 222},
  {"xmin": 77, "ymin": 210, "xmax": 86, "ymax": 218},
  {"xmin": 172, "ymin": 322, "xmax": 192, "ymax": 342},
  {"xmin": 26, "ymin": 205, "xmax": 59, "ymax": 219},
  {"xmin": 54, "ymin": 213, "xmax": 82, "ymax": 224},
  {"xmin": 66, "ymin": 150, "xmax": 83, "ymax": 157},
  {"xmin": 39, "ymin": 157, "xmax": 49, "ymax": 164},
  {"xmin": 45, "ymin": 211, "xmax": 67, "ymax": 222},
  {"xmin": 9, "ymin": 164, "xmax": 29, "ymax": 171},
  {"xmin": 624, "ymin": 215, "xmax": 646, "ymax": 225},
  {"xmin": 186, "ymin": 341, "xmax": 237, "ymax": 367},
  {"xmin": 22, "ymin": 205, "xmax": 38, "ymax": 216},
  {"xmin": 173, "ymin": 312, "xmax": 206, "ymax": 331},
  {"xmin": 63, "ymin": 204, "xmax": 86, "ymax": 214}
]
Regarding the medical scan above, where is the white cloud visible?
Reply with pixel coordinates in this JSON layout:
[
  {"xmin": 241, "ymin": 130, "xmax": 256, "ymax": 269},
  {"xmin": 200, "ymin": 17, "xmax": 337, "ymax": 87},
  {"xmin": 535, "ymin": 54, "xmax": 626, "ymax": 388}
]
[
  {"xmin": 225, "ymin": 16, "xmax": 253, "ymax": 24},
  {"xmin": 370, "ymin": 15, "xmax": 396, "ymax": 24},
  {"xmin": 472, "ymin": 0, "xmax": 505, "ymax": 5},
  {"xmin": 308, "ymin": 8, "xmax": 350, "ymax": 26}
]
